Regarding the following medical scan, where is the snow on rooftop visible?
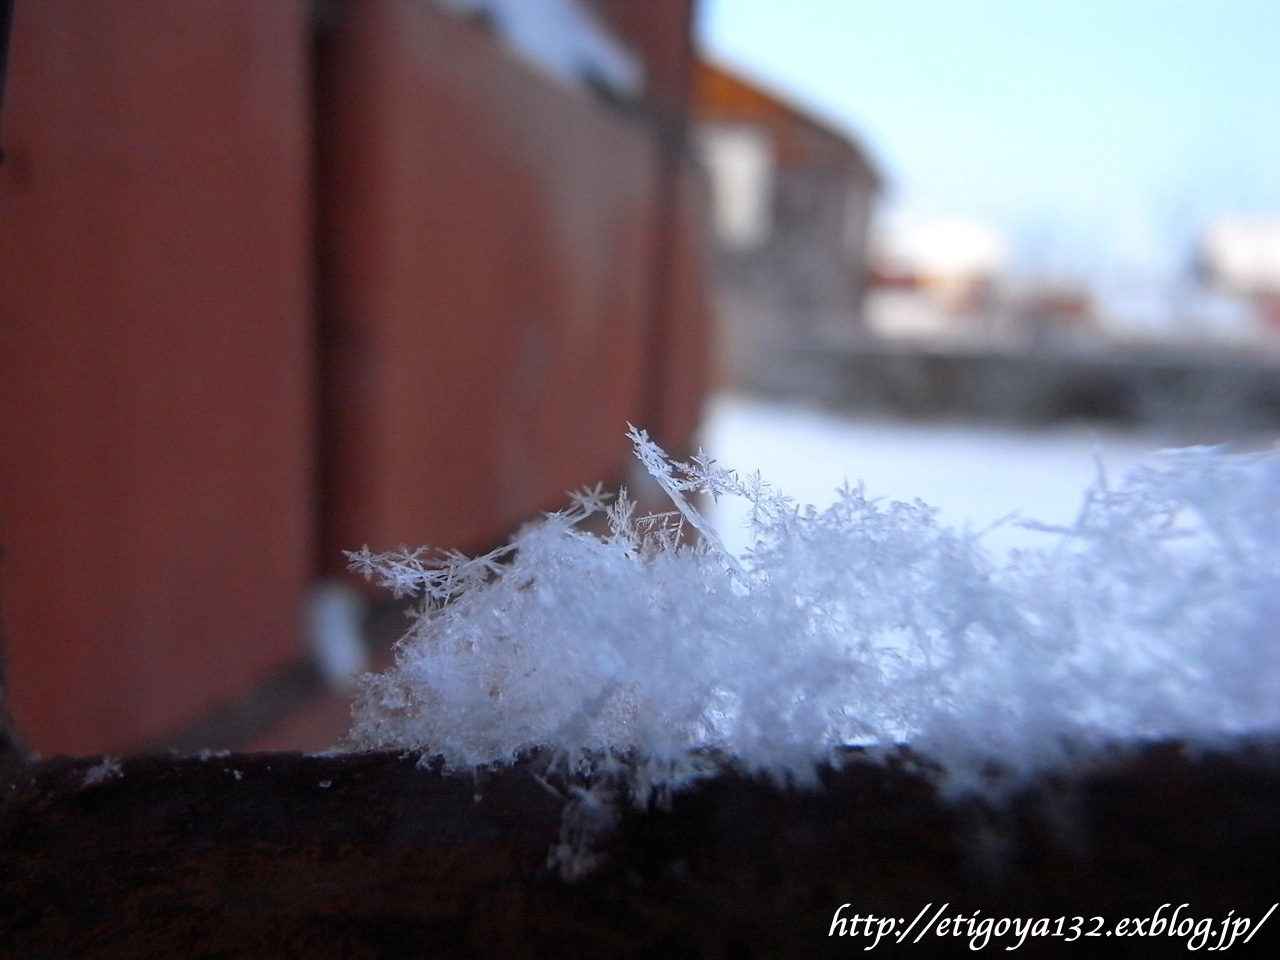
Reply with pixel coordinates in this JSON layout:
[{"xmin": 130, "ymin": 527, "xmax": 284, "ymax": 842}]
[
  {"xmin": 436, "ymin": 0, "xmax": 644, "ymax": 99},
  {"xmin": 1203, "ymin": 216, "xmax": 1280, "ymax": 294},
  {"xmin": 876, "ymin": 218, "xmax": 1007, "ymax": 279}
]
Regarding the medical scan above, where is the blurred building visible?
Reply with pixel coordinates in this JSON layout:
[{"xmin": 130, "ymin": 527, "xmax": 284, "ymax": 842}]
[
  {"xmin": 865, "ymin": 219, "xmax": 1106, "ymax": 352},
  {"xmin": 692, "ymin": 60, "xmax": 883, "ymax": 390},
  {"xmin": 866, "ymin": 219, "xmax": 1006, "ymax": 343},
  {"xmin": 873, "ymin": 220, "xmax": 1005, "ymax": 313},
  {"xmin": 1200, "ymin": 216, "xmax": 1280, "ymax": 332}
]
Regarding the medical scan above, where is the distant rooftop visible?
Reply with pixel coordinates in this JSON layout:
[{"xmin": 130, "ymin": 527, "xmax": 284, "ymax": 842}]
[{"xmin": 693, "ymin": 58, "xmax": 883, "ymax": 190}]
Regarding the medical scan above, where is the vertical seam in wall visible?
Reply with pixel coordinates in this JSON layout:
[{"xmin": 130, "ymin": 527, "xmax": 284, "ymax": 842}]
[
  {"xmin": 309, "ymin": 0, "xmax": 341, "ymax": 580},
  {"xmin": 639, "ymin": 8, "xmax": 696, "ymax": 452},
  {"xmin": 0, "ymin": 0, "xmax": 15, "ymax": 163}
]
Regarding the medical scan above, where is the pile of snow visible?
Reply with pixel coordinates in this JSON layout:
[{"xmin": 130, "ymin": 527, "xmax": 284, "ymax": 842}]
[
  {"xmin": 348, "ymin": 427, "xmax": 1279, "ymax": 800},
  {"xmin": 436, "ymin": 0, "xmax": 643, "ymax": 99}
]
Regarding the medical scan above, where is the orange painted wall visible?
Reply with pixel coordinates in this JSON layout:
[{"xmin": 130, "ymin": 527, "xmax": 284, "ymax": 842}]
[{"xmin": 0, "ymin": 1, "xmax": 314, "ymax": 753}]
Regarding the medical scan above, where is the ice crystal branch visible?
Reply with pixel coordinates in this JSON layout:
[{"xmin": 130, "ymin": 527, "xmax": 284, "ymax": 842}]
[{"xmin": 624, "ymin": 424, "xmax": 742, "ymax": 576}]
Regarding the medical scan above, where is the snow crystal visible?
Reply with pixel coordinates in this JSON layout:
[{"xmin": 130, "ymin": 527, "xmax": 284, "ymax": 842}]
[{"xmin": 347, "ymin": 428, "xmax": 1280, "ymax": 800}]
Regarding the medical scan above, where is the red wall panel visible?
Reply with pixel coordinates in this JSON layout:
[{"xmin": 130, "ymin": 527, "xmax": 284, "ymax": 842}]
[
  {"xmin": 652, "ymin": 158, "xmax": 714, "ymax": 453},
  {"xmin": 587, "ymin": 0, "xmax": 697, "ymax": 128},
  {"xmin": 317, "ymin": 0, "xmax": 659, "ymax": 564},
  {"xmin": 586, "ymin": 0, "xmax": 710, "ymax": 453},
  {"xmin": 0, "ymin": 1, "xmax": 314, "ymax": 753}
]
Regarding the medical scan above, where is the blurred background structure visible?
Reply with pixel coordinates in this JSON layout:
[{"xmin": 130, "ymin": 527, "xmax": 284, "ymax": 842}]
[
  {"xmin": 692, "ymin": 60, "xmax": 882, "ymax": 391},
  {"xmin": 697, "ymin": 1, "xmax": 1280, "ymax": 423},
  {"xmin": 695, "ymin": 1, "xmax": 1280, "ymax": 432},
  {"xmin": 0, "ymin": 0, "xmax": 708, "ymax": 755}
]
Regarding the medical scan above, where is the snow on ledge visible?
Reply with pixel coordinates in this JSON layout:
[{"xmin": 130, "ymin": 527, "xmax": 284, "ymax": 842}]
[{"xmin": 346, "ymin": 427, "xmax": 1280, "ymax": 802}]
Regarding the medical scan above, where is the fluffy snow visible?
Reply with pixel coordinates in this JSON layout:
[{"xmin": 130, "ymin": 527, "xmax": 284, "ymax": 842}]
[{"xmin": 348, "ymin": 415, "xmax": 1280, "ymax": 802}]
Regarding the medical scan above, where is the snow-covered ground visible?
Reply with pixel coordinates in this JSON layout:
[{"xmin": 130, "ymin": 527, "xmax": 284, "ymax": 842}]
[{"xmin": 700, "ymin": 393, "xmax": 1189, "ymax": 558}]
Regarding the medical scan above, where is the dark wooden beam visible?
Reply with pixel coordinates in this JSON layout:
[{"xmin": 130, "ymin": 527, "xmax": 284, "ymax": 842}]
[{"xmin": 3, "ymin": 742, "xmax": 1279, "ymax": 957}]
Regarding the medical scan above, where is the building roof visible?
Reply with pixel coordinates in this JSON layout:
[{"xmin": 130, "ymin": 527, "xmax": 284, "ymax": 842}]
[{"xmin": 692, "ymin": 59, "xmax": 883, "ymax": 191}]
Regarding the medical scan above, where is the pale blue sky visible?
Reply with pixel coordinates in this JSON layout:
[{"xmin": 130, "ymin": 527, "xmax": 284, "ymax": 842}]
[{"xmin": 697, "ymin": 0, "xmax": 1280, "ymax": 280}]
